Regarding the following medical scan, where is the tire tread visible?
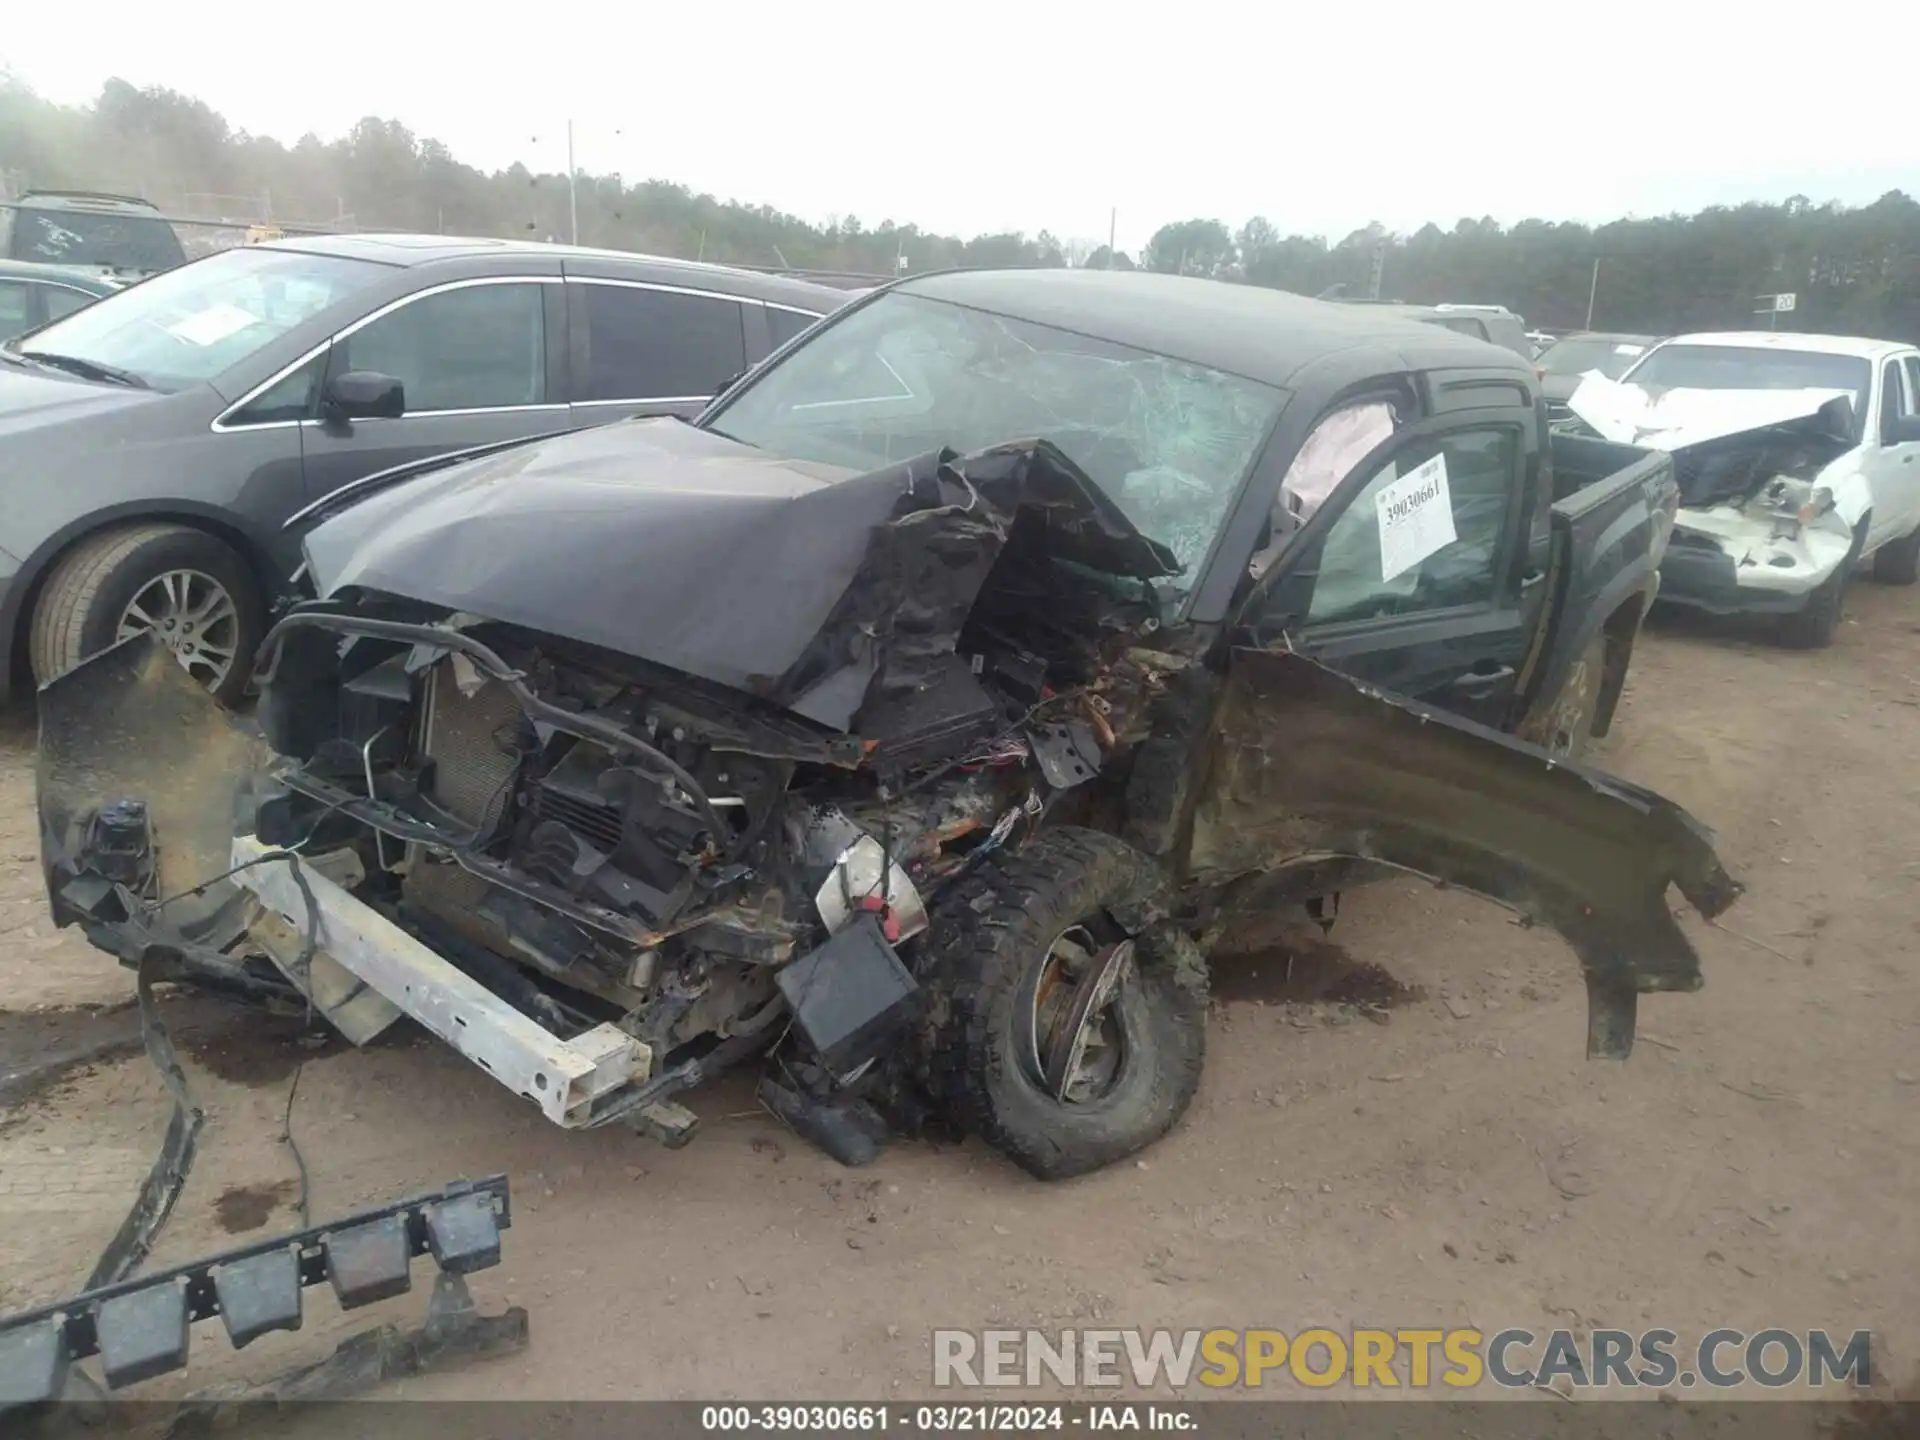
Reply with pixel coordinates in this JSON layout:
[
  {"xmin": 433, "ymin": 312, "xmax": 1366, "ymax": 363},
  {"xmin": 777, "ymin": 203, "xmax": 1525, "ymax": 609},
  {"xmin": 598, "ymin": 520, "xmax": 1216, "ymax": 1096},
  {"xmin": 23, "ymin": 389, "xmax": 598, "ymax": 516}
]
[{"xmin": 918, "ymin": 828, "xmax": 1207, "ymax": 1179}]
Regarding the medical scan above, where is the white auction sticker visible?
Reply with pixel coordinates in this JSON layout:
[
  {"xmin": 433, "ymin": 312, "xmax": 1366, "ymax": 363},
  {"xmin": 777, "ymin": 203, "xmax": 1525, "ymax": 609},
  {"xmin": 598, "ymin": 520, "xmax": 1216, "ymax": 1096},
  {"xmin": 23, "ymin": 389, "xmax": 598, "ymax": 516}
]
[
  {"xmin": 1374, "ymin": 452, "xmax": 1456, "ymax": 582},
  {"xmin": 167, "ymin": 303, "xmax": 262, "ymax": 347}
]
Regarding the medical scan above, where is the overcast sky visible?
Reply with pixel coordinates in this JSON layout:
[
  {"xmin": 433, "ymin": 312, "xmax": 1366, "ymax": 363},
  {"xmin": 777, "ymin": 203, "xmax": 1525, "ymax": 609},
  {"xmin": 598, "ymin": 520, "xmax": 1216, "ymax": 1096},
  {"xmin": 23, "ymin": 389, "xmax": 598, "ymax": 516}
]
[{"xmin": 6, "ymin": 2, "xmax": 1917, "ymax": 255}]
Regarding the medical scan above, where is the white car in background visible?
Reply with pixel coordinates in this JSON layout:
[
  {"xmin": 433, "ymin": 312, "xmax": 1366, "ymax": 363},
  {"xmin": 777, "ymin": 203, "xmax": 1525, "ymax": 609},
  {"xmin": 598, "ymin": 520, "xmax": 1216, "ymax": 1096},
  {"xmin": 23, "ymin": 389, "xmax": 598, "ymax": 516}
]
[{"xmin": 1566, "ymin": 331, "xmax": 1920, "ymax": 647}]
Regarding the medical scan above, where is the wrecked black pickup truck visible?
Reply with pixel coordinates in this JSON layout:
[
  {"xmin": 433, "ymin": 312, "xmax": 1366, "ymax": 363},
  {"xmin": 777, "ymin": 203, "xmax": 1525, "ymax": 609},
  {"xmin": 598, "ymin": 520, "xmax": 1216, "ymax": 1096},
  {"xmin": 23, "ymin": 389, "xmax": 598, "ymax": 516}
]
[{"xmin": 37, "ymin": 270, "xmax": 1740, "ymax": 1181}]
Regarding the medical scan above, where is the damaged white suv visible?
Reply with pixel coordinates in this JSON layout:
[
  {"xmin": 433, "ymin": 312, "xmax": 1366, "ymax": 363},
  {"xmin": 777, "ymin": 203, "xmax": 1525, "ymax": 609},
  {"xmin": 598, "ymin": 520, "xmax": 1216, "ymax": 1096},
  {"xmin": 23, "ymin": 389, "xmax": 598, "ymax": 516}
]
[{"xmin": 1566, "ymin": 331, "xmax": 1920, "ymax": 647}]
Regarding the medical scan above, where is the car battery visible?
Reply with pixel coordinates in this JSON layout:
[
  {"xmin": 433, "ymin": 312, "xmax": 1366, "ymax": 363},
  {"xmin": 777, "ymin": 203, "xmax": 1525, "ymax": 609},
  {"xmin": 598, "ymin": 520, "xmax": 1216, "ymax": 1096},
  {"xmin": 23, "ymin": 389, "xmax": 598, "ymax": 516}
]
[{"xmin": 776, "ymin": 915, "xmax": 919, "ymax": 1076}]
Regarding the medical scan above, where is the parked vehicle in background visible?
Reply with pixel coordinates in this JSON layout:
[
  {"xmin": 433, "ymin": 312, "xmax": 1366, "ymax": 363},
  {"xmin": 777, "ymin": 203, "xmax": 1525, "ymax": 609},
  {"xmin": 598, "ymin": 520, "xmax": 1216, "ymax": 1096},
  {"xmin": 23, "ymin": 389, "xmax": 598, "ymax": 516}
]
[
  {"xmin": 1524, "ymin": 329, "xmax": 1557, "ymax": 357},
  {"xmin": 1564, "ymin": 330, "xmax": 1920, "ymax": 647},
  {"xmin": 0, "ymin": 234, "xmax": 850, "ymax": 705},
  {"xmin": 0, "ymin": 258, "xmax": 122, "ymax": 341},
  {"xmin": 1534, "ymin": 331, "xmax": 1662, "ymax": 416},
  {"xmin": 2, "ymin": 191, "xmax": 188, "ymax": 279},
  {"xmin": 35, "ymin": 270, "xmax": 1736, "ymax": 1184},
  {"xmin": 1332, "ymin": 300, "xmax": 1533, "ymax": 359}
]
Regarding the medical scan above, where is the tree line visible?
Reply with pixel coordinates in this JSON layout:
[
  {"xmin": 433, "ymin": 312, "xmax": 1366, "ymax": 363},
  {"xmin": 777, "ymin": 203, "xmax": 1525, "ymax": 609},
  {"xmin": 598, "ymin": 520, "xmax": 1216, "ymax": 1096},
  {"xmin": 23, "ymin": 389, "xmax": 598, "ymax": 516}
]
[{"xmin": 4, "ymin": 73, "xmax": 1917, "ymax": 340}]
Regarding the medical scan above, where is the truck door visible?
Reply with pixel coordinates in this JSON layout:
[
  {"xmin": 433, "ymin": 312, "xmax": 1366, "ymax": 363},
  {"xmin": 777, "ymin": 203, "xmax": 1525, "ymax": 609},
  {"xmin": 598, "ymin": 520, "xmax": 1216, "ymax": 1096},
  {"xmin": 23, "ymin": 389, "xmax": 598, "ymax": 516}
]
[
  {"xmin": 1865, "ymin": 357, "xmax": 1920, "ymax": 546},
  {"xmin": 1236, "ymin": 407, "xmax": 1541, "ymax": 728}
]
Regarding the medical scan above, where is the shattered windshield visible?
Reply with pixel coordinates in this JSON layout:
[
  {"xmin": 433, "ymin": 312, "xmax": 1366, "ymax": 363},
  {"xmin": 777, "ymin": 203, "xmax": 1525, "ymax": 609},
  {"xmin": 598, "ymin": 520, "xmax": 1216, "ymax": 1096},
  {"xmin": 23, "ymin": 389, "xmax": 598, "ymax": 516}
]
[
  {"xmin": 706, "ymin": 292, "xmax": 1284, "ymax": 586},
  {"xmin": 1538, "ymin": 337, "xmax": 1650, "ymax": 378}
]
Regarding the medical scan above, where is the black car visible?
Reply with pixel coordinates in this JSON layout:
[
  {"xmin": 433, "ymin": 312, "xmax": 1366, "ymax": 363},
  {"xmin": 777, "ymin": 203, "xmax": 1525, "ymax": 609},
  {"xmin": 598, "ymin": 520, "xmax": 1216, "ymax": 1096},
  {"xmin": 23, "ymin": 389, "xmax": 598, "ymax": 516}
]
[
  {"xmin": 0, "ymin": 234, "xmax": 848, "ymax": 704},
  {"xmin": 2, "ymin": 191, "xmax": 189, "ymax": 279},
  {"xmin": 1534, "ymin": 331, "xmax": 1663, "ymax": 414},
  {"xmin": 36, "ymin": 269, "xmax": 1737, "ymax": 1186}
]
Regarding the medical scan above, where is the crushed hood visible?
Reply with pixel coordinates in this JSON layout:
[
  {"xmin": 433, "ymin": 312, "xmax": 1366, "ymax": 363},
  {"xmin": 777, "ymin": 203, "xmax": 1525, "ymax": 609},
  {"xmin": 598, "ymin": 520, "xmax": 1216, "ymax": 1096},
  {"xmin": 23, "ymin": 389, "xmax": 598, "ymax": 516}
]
[
  {"xmin": 1565, "ymin": 372, "xmax": 1855, "ymax": 451},
  {"xmin": 303, "ymin": 418, "xmax": 1176, "ymax": 731},
  {"xmin": 1565, "ymin": 374, "xmax": 1860, "ymax": 510}
]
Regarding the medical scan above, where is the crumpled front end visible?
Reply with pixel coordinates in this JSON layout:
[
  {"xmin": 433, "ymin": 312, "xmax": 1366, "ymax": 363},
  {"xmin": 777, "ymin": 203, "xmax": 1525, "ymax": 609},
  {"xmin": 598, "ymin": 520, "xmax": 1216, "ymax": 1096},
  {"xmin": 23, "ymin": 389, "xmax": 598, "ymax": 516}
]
[
  {"xmin": 34, "ymin": 431, "xmax": 1746, "ymax": 1174},
  {"xmin": 1565, "ymin": 374, "xmax": 1864, "ymax": 615},
  {"xmin": 1660, "ymin": 489, "xmax": 1862, "ymax": 613},
  {"xmin": 38, "ymin": 440, "xmax": 1181, "ymax": 1151}
]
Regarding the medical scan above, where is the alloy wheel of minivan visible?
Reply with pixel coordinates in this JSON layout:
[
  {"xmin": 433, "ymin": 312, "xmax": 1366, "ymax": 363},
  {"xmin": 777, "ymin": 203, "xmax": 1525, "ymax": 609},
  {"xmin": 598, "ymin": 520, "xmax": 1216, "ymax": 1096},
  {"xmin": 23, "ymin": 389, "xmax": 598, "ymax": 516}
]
[
  {"xmin": 115, "ymin": 568, "xmax": 242, "ymax": 691},
  {"xmin": 30, "ymin": 521, "xmax": 265, "ymax": 706}
]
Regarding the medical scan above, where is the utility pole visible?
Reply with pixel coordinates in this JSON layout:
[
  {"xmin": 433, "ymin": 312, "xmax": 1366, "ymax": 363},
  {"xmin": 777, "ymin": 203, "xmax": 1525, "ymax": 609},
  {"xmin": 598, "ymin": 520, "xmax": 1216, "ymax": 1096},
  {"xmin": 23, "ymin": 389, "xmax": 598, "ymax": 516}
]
[
  {"xmin": 566, "ymin": 119, "xmax": 578, "ymax": 246},
  {"xmin": 1585, "ymin": 258, "xmax": 1600, "ymax": 328},
  {"xmin": 1107, "ymin": 207, "xmax": 1117, "ymax": 268}
]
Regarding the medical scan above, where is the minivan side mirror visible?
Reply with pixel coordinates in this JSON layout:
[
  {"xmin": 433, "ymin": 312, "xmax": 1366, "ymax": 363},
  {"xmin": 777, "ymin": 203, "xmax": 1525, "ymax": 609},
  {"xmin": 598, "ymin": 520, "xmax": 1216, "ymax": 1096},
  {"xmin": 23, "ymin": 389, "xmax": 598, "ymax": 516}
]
[{"xmin": 324, "ymin": 370, "xmax": 405, "ymax": 421}]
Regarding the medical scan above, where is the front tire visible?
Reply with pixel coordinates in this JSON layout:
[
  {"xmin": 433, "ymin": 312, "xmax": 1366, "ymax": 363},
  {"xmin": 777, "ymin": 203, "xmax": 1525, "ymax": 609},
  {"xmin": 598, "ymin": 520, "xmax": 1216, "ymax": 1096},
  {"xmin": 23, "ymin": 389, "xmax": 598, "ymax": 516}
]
[
  {"xmin": 1778, "ymin": 518, "xmax": 1868, "ymax": 650},
  {"xmin": 29, "ymin": 523, "xmax": 263, "ymax": 705},
  {"xmin": 919, "ymin": 828, "xmax": 1208, "ymax": 1180},
  {"xmin": 1872, "ymin": 523, "xmax": 1920, "ymax": 585}
]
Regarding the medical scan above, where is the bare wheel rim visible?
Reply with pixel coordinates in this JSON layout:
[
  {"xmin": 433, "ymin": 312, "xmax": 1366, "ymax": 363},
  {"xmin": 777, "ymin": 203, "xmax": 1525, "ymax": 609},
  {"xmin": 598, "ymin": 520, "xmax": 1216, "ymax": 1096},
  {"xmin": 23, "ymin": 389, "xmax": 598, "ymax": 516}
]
[
  {"xmin": 115, "ymin": 568, "xmax": 240, "ymax": 689},
  {"xmin": 1022, "ymin": 924, "xmax": 1132, "ymax": 1105}
]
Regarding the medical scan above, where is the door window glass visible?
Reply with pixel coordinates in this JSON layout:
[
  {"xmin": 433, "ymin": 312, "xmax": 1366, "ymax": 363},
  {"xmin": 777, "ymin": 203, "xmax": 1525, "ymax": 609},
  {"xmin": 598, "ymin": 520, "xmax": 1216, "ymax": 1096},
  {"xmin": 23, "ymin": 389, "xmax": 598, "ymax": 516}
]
[
  {"xmin": 765, "ymin": 305, "xmax": 821, "ymax": 349},
  {"xmin": 227, "ymin": 353, "xmax": 325, "ymax": 426},
  {"xmin": 1902, "ymin": 356, "xmax": 1920, "ymax": 412},
  {"xmin": 43, "ymin": 286, "xmax": 99, "ymax": 322},
  {"xmin": 580, "ymin": 284, "xmax": 746, "ymax": 400},
  {"xmin": 1300, "ymin": 426, "xmax": 1519, "ymax": 624},
  {"xmin": 342, "ymin": 283, "xmax": 547, "ymax": 412},
  {"xmin": 0, "ymin": 281, "xmax": 30, "ymax": 340},
  {"xmin": 1883, "ymin": 361, "xmax": 1912, "ymax": 420}
]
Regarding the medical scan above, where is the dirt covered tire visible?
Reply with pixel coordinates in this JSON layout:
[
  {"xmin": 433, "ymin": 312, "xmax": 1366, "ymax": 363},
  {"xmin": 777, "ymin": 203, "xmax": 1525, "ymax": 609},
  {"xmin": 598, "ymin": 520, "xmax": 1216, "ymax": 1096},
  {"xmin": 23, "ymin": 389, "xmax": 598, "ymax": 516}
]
[
  {"xmin": 919, "ymin": 828, "xmax": 1208, "ymax": 1181},
  {"xmin": 29, "ymin": 522, "xmax": 263, "ymax": 705},
  {"xmin": 1778, "ymin": 518, "xmax": 1867, "ymax": 650},
  {"xmin": 1872, "ymin": 524, "xmax": 1920, "ymax": 585},
  {"xmin": 1518, "ymin": 631, "xmax": 1605, "ymax": 759}
]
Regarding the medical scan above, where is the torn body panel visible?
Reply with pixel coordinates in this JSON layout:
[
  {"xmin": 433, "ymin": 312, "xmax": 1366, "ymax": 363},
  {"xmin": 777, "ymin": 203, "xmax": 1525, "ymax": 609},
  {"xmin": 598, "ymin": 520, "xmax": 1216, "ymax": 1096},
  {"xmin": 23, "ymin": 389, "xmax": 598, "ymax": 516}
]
[
  {"xmin": 1565, "ymin": 373, "xmax": 1857, "ymax": 455},
  {"xmin": 1189, "ymin": 648, "xmax": 1741, "ymax": 1057},
  {"xmin": 1565, "ymin": 375, "xmax": 1870, "ymax": 616},
  {"xmin": 300, "ymin": 424, "xmax": 1174, "ymax": 732},
  {"xmin": 37, "ymin": 636, "xmax": 267, "ymax": 944},
  {"xmin": 1662, "ymin": 504, "xmax": 1860, "ymax": 611}
]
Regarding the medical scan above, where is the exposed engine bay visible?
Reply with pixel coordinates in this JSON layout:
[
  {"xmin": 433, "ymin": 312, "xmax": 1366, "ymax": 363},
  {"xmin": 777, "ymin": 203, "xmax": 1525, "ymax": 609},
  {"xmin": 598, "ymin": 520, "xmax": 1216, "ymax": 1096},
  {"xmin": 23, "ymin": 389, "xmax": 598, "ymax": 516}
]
[
  {"xmin": 245, "ymin": 587, "xmax": 1154, "ymax": 1136},
  {"xmin": 45, "ymin": 439, "xmax": 1202, "ymax": 1164}
]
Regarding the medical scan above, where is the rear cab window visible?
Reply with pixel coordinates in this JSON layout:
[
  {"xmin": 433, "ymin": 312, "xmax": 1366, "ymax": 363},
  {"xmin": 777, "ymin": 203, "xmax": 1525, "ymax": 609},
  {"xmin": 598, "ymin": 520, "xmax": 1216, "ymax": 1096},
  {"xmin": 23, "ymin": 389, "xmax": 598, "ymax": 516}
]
[{"xmin": 7, "ymin": 206, "xmax": 186, "ymax": 272}]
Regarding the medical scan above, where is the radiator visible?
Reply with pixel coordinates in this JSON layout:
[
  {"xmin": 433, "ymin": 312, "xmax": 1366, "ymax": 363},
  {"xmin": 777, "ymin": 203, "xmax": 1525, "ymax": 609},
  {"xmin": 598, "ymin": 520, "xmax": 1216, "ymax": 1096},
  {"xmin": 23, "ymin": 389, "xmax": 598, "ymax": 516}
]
[{"xmin": 419, "ymin": 662, "xmax": 524, "ymax": 829}]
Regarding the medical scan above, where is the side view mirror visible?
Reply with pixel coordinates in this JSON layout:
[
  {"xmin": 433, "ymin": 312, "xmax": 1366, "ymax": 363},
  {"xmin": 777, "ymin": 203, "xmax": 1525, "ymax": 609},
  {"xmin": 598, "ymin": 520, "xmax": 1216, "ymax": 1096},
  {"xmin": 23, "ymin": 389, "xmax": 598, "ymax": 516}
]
[
  {"xmin": 324, "ymin": 370, "xmax": 405, "ymax": 421},
  {"xmin": 1884, "ymin": 411, "xmax": 1920, "ymax": 446}
]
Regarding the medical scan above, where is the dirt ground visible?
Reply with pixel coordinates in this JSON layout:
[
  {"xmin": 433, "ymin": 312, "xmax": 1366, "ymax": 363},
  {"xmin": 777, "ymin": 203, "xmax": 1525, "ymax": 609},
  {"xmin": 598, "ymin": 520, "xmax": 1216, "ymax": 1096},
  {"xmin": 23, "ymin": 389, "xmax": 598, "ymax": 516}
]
[{"xmin": 1, "ymin": 583, "xmax": 1916, "ymax": 1407}]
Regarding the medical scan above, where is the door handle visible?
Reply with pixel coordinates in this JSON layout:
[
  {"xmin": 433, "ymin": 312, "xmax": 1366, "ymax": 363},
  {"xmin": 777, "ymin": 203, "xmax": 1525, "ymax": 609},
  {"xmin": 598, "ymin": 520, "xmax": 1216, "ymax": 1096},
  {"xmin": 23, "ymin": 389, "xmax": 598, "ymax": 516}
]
[{"xmin": 1448, "ymin": 664, "xmax": 1515, "ymax": 696}]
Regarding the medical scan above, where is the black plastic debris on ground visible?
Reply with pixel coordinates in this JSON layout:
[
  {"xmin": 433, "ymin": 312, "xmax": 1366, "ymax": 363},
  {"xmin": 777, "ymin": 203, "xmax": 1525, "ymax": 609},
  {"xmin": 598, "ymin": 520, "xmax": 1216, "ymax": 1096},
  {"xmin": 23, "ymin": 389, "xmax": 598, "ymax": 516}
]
[{"xmin": 0, "ymin": 1175, "xmax": 513, "ymax": 1410}]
